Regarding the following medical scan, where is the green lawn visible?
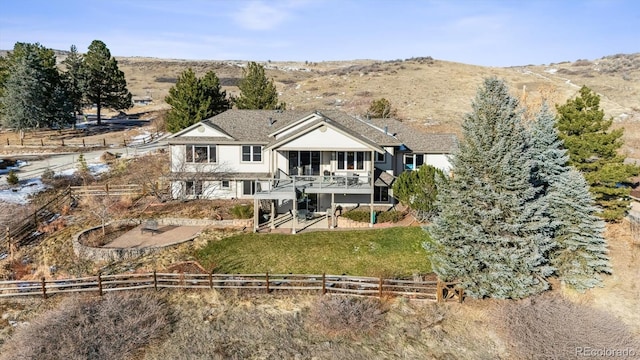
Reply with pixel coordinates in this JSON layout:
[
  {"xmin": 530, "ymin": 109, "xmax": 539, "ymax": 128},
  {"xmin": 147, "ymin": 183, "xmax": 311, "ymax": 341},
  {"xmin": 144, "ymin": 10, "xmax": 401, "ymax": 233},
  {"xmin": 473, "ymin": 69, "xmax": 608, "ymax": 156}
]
[{"xmin": 195, "ymin": 227, "xmax": 431, "ymax": 277}]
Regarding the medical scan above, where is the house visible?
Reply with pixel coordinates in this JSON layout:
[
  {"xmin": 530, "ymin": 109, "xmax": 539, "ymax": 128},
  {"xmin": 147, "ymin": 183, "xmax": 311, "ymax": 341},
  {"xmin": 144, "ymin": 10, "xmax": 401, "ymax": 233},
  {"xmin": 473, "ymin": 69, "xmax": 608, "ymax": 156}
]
[{"xmin": 167, "ymin": 109, "xmax": 457, "ymax": 233}]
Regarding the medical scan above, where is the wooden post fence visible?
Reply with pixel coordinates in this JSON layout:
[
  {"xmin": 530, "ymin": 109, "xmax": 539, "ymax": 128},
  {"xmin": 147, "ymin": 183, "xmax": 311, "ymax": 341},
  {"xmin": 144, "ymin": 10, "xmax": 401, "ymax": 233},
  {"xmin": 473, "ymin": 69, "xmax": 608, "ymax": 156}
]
[
  {"xmin": 97, "ymin": 273, "xmax": 103, "ymax": 296},
  {"xmin": 322, "ymin": 273, "xmax": 326, "ymax": 295},
  {"xmin": 265, "ymin": 272, "xmax": 270, "ymax": 293},
  {"xmin": 153, "ymin": 271, "xmax": 158, "ymax": 291},
  {"xmin": 436, "ymin": 279, "xmax": 443, "ymax": 302},
  {"xmin": 378, "ymin": 277, "xmax": 383, "ymax": 298},
  {"xmin": 41, "ymin": 277, "xmax": 47, "ymax": 299}
]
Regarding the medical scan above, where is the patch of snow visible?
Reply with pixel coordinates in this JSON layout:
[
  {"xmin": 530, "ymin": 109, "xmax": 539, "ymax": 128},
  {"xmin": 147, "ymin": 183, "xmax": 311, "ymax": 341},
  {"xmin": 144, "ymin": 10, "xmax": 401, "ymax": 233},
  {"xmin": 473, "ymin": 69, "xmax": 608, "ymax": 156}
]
[
  {"xmin": 545, "ymin": 68, "xmax": 558, "ymax": 74},
  {"xmin": 55, "ymin": 163, "xmax": 110, "ymax": 177},
  {"xmin": 0, "ymin": 179, "xmax": 49, "ymax": 204},
  {"xmin": 0, "ymin": 160, "xmax": 28, "ymax": 175},
  {"xmin": 128, "ymin": 131, "xmax": 151, "ymax": 145},
  {"xmin": 88, "ymin": 163, "xmax": 109, "ymax": 175}
]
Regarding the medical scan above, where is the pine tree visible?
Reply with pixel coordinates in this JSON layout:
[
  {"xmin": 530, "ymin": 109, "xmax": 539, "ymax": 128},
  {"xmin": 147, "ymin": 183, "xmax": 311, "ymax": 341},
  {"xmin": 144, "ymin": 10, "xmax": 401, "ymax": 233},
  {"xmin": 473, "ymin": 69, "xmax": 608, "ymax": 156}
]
[
  {"xmin": 556, "ymin": 86, "xmax": 639, "ymax": 221},
  {"xmin": 367, "ymin": 98, "xmax": 396, "ymax": 118},
  {"xmin": 234, "ymin": 62, "xmax": 284, "ymax": 110},
  {"xmin": 201, "ymin": 70, "xmax": 231, "ymax": 115},
  {"xmin": 529, "ymin": 104, "xmax": 610, "ymax": 291},
  {"xmin": 425, "ymin": 77, "xmax": 553, "ymax": 299},
  {"xmin": 0, "ymin": 43, "xmax": 73, "ymax": 134},
  {"xmin": 392, "ymin": 164, "xmax": 444, "ymax": 221},
  {"xmin": 164, "ymin": 69, "xmax": 230, "ymax": 133},
  {"xmin": 548, "ymin": 170, "xmax": 611, "ymax": 290},
  {"xmin": 83, "ymin": 40, "xmax": 132, "ymax": 125},
  {"xmin": 62, "ymin": 45, "xmax": 85, "ymax": 119}
]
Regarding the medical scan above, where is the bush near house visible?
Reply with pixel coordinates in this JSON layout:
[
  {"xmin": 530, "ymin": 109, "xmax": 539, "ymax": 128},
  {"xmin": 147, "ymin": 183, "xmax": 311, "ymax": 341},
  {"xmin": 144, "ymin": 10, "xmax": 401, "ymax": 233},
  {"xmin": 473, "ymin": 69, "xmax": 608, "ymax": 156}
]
[{"xmin": 342, "ymin": 209, "xmax": 404, "ymax": 223}]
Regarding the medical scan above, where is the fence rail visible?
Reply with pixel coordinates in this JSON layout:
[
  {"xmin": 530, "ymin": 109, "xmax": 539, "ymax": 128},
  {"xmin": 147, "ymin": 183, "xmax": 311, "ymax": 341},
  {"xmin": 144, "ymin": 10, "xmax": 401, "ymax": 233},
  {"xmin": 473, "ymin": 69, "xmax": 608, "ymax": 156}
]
[
  {"xmin": 70, "ymin": 184, "xmax": 144, "ymax": 197},
  {"xmin": 0, "ymin": 187, "xmax": 72, "ymax": 256},
  {"xmin": 0, "ymin": 272, "xmax": 463, "ymax": 302}
]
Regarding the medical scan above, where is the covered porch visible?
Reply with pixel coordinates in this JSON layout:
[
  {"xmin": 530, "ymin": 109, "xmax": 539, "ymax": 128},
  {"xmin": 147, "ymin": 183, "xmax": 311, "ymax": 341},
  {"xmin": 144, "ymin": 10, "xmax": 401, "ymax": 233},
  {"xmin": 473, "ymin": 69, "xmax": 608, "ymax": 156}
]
[{"xmin": 252, "ymin": 174, "xmax": 375, "ymax": 234}]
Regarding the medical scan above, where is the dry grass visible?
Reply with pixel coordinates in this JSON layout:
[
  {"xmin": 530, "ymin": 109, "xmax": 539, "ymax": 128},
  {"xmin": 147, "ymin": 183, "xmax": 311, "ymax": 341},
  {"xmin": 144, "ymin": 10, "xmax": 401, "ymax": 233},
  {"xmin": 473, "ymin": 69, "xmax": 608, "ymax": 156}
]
[
  {"xmin": 0, "ymin": 291, "xmax": 171, "ymax": 360},
  {"xmin": 491, "ymin": 293, "xmax": 640, "ymax": 359},
  {"xmin": 305, "ymin": 295, "xmax": 389, "ymax": 339}
]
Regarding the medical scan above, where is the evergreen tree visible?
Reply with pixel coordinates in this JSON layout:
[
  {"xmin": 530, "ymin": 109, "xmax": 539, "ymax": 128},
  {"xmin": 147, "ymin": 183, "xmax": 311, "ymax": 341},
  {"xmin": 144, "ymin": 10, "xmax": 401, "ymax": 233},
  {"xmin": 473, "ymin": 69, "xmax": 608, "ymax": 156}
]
[
  {"xmin": 201, "ymin": 70, "xmax": 231, "ymax": 115},
  {"xmin": 234, "ymin": 62, "xmax": 284, "ymax": 110},
  {"xmin": 425, "ymin": 78, "xmax": 553, "ymax": 299},
  {"xmin": 164, "ymin": 69, "xmax": 230, "ymax": 133},
  {"xmin": 530, "ymin": 104, "xmax": 611, "ymax": 291},
  {"xmin": 548, "ymin": 169, "xmax": 611, "ymax": 290},
  {"xmin": 367, "ymin": 98, "xmax": 396, "ymax": 118},
  {"xmin": 0, "ymin": 43, "xmax": 73, "ymax": 134},
  {"xmin": 392, "ymin": 164, "xmax": 444, "ymax": 221},
  {"xmin": 556, "ymin": 86, "xmax": 639, "ymax": 221},
  {"xmin": 62, "ymin": 45, "xmax": 85, "ymax": 119},
  {"xmin": 83, "ymin": 40, "xmax": 132, "ymax": 125}
]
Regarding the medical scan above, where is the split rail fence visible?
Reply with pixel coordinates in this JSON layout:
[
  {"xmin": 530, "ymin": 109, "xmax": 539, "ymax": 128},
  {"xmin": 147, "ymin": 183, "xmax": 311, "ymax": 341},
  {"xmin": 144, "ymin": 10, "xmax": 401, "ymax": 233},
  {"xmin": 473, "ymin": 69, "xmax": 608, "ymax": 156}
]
[
  {"xmin": 0, "ymin": 187, "xmax": 72, "ymax": 255},
  {"xmin": 0, "ymin": 272, "xmax": 463, "ymax": 302}
]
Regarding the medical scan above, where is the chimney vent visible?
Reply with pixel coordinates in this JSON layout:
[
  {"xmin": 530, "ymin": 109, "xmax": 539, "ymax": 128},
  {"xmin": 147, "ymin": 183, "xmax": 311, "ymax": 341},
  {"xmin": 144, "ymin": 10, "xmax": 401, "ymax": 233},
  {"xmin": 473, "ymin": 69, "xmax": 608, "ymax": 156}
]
[{"xmin": 268, "ymin": 117, "xmax": 273, "ymax": 126}]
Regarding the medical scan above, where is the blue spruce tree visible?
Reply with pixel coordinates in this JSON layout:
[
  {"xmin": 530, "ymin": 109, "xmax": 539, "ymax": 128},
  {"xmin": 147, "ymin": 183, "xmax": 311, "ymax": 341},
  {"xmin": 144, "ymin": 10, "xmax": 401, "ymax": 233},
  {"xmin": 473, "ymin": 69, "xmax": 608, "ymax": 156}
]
[
  {"xmin": 425, "ymin": 78, "xmax": 554, "ymax": 299},
  {"xmin": 529, "ymin": 104, "xmax": 610, "ymax": 291}
]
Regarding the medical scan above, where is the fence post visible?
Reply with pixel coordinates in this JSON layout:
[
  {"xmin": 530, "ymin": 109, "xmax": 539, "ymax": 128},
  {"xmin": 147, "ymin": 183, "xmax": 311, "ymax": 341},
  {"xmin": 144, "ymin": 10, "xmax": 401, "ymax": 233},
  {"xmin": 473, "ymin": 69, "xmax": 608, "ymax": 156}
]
[
  {"xmin": 61, "ymin": 139, "xmax": 64, "ymax": 147},
  {"xmin": 82, "ymin": 139, "xmax": 85, "ymax": 147},
  {"xmin": 6, "ymin": 138, "xmax": 9, "ymax": 146},
  {"xmin": 457, "ymin": 287, "xmax": 464, "ymax": 303},
  {"xmin": 103, "ymin": 138, "xmax": 106, "ymax": 147},
  {"xmin": 153, "ymin": 271, "xmax": 158, "ymax": 291},
  {"xmin": 97, "ymin": 272, "xmax": 103, "ymax": 296},
  {"xmin": 40, "ymin": 139, "xmax": 44, "ymax": 147},
  {"xmin": 322, "ymin": 273, "xmax": 326, "ymax": 295},
  {"xmin": 123, "ymin": 139, "xmax": 127, "ymax": 147},
  {"xmin": 436, "ymin": 279, "xmax": 443, "ymax": 303},
  {"xmin": 105, "ymin": 184, "xmax": 109, "ymax": 195},
  {"xmin": 41, "ymin": 277, "xmax": 47, "ymax": 299},
  {"xmin": 265, "ymin": 272, "xmax": 270, "ymax": 293},
  {"xmin": 20, "ymin": 138, "xmax": 23, "ymax": 146},
  {"xmin": 209, "ymin": 270, "xmax": 213, "ymax": 289},
  {"xmin": 378, "ymin": 277, "xmax": 383, "ymax": 298}
]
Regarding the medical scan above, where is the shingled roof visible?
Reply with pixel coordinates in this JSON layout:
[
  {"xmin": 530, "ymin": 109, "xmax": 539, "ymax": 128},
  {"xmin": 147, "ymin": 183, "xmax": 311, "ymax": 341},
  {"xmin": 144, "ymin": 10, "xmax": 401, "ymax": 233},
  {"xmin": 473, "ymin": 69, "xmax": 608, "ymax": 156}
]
[{"xmin": 180, "ymin": 109, "xmax": 457, "ymax": 153}]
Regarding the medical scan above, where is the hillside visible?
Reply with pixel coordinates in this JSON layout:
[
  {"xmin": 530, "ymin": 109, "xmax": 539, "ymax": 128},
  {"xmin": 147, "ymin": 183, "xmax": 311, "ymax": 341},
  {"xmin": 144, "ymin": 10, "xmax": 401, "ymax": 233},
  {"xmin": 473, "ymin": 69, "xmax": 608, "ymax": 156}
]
[{"xmin": 109, "ymin": 53, "xmax": 640, "ymax": 157}]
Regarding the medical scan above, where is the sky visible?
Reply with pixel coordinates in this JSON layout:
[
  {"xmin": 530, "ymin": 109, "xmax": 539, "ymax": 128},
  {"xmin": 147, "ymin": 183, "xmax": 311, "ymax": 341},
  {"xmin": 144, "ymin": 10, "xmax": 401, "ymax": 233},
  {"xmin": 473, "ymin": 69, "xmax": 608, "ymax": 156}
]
[{"xmin": 0, "ymin": 0, "xmax": 638, "ymax": 67}]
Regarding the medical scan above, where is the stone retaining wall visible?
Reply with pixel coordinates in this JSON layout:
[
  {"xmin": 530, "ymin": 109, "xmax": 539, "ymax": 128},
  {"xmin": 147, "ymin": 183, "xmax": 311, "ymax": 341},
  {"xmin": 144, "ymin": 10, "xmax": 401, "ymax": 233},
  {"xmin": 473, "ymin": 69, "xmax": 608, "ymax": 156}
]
[{"xmin": 73, "ymin": 217, "xmax": 253, "ymax": 262}]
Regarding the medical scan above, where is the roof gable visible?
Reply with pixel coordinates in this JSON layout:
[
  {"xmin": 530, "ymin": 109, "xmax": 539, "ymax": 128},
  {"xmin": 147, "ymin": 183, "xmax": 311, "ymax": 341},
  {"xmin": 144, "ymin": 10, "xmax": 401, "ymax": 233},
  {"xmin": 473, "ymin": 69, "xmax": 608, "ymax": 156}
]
[
  {"xmin": 266, "ymin": 119, "xmax": 384, "ymax": 153},
  {"xmin": 168, "ymin": 121, "xmax": 234, "ymax": 140}
]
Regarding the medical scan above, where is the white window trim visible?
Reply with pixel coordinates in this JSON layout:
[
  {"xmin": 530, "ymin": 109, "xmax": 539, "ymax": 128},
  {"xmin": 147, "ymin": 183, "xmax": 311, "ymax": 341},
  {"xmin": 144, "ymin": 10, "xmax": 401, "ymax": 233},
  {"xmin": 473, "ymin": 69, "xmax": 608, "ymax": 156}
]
[
  {"xmin": 336, "ymin": 151, "xmax": 366, "ymax": 171},
  {"xmin": 241, "ymin": 145, "xmax": 263, "ymax": 163},
  {"xmin": 186, "ymin": 145, "xmax": 217, "ymax": 163}
]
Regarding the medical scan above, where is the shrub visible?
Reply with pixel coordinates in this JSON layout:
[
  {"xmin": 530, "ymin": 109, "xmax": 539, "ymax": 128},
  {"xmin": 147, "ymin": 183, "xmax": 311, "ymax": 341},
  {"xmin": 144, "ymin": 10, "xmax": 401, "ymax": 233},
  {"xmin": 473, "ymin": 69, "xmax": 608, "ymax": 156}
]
[
  {"xmin": 492, "ymin": 293, "xmax": 640, "ymax": 359},
  {"xmin": 306, "ymin": 296, "xmax": 388, "ymax": 339},
  {"xmin": 6, "ymin": 170, "xmax": 18, "ymax": 185},
  {"xmin": 376, "ymin": 210, "xmax": 404, "ymax": 223},
  {"xmin": 0, "ymin": 291, "xmax": 171, "ymax": 360},
  {"xmin": 342, "ymin": 210, "xmax": 371, "ymax": 223},
  {"xmin": 230, "ymin": 204, "xmax": 253, "ymax": 219},
  {"xmin": 41, "ymin": 168, "xmax": 55, "ymax": 183}
]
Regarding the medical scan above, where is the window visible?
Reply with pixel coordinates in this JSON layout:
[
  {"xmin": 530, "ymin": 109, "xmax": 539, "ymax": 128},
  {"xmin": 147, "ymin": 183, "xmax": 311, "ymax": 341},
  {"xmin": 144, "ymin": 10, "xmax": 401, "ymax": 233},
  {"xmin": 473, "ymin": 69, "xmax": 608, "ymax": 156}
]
[
  {"xmin": 185, "ymin": 181, "xmax": 203, "ymax": 197},
  {"xmin": 221, "ymin": 180, "xmax": 230, "ymax": 189},
  {"xmin": 404, "ymin": 153, "xmax": 424, "ymax": 170},
  {"xmin": 374, "ymin": 186, "xmax": 389, "ymax": 202},
  {"xmin": 186, "ymin": 145, "xmax": 216, "ymax": 163},
  {"xmin": 336, "ymin": 151, "xmax": 366, "ymax": 170},
  {"xmin": 243, "ymin": 180, "xmax": 256, "ymax": 195},
  {"xmin": 375, "ymin": 151, "xmax": 385, "ymax": 163},
  {"xmin": 242, "ymin": 145, "xmax": 262, "ymax": 162}
]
